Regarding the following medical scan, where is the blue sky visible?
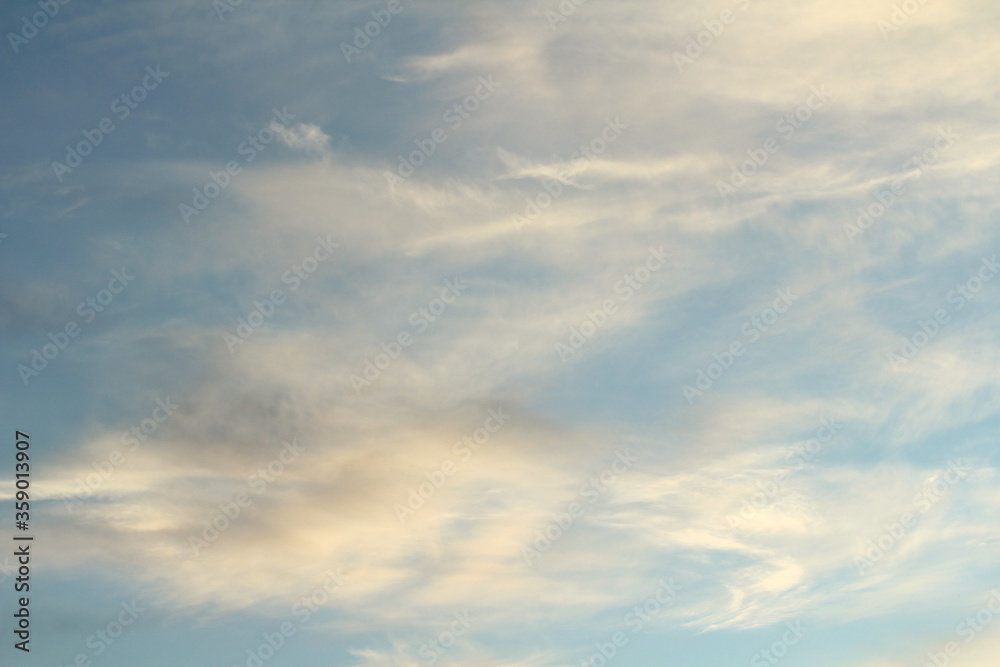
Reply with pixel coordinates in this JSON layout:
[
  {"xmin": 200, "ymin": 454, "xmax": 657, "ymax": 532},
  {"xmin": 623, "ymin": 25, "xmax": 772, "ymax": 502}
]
[{"xmin": 2, "ymin": 0, "xmax": 1000, "ymax": 665}]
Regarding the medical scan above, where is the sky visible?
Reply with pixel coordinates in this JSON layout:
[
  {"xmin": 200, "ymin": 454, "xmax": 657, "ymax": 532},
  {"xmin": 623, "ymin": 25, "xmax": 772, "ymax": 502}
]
[{"xmin": 1, "ymin": 0, "xmax": 1000, "ymax": 665}]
